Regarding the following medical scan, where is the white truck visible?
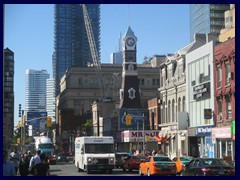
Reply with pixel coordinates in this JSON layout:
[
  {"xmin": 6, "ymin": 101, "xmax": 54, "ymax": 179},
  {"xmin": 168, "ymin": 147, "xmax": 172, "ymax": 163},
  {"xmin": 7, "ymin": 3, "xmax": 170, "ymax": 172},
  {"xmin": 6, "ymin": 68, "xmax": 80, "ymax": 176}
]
[{"xmin": 75, "ymin": 136, "xmax": 115, "ymax": 174}]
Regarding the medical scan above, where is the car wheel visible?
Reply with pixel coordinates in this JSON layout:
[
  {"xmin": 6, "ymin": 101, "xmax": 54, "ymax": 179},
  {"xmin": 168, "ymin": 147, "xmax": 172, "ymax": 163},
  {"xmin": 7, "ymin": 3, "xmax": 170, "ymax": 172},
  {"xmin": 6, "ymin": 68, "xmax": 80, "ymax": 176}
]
[
  {"xmin": 147, "ymin": 169, "xmax": 151, "ymax": 176},
  {"xmin": 77, "ymin": 163, "xmax": 80, "ymax": 172},
  {"xmin": 139, "ymin": 168, "xmax": 143, "ymax": 176}
]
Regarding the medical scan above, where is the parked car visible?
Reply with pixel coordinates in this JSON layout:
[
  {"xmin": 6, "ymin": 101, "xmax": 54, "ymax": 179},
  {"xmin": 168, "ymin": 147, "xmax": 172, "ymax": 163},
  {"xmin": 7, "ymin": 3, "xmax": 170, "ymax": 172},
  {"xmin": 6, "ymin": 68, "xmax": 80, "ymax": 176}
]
[
  {"xmin": 115, "ymin": 152, "xmax": 129, "ymax": 168},
  {"xmin": 122, "ymin": 155, "xmax": 146, "ymax": 172},
  {"xmin": 57, "ymin": 153, "xmax": 69, "ymax": 162},
  {"xmin": 139, "ymin": 155, "xmax": 177, "ymax": 176},
  {"xmin": 67, "ymin": 154, "xmax": 74, "ymax": 162},
  {"xmin": 172, "ymin": 156, "xmax": 193, "ymax": 174},
  {"xmin": 181, "ymin": 157, "xmax": 235, "ymax": 176}
]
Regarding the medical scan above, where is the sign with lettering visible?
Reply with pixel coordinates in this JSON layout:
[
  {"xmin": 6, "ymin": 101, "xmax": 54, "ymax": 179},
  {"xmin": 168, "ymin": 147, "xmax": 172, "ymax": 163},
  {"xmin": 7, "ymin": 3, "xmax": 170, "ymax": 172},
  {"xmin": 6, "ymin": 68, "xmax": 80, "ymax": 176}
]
[
  {"xmin": 193, "ymin": 82, "xmax": 210, "ymax": 100},
  {"xmin": 121, "ymin": 130, "xmax": 160, "ymax": 142},
  {"xmin": 188, "ymin": 125, "xmax": 213, "ymax": 136}
]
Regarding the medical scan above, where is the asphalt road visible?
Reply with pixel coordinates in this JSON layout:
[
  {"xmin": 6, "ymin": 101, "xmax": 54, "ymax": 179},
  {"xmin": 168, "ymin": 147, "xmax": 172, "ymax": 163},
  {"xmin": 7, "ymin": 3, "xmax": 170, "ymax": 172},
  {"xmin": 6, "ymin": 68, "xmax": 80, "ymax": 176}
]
[{"xmin": 49, "ymin": 161, "xmax": 139, "ymax": 176}]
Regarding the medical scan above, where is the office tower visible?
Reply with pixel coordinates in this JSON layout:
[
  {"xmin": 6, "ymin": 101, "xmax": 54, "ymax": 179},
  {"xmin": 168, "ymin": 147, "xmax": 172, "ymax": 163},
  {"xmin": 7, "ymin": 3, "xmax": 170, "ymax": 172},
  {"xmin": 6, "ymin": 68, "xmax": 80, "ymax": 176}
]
[
  {"xmin": 110, "ymin": 33, "xmax": 123, "ymax": 64},
  {"xmin": 25, "ymin": 69, "xmax": 50, "ymax": 113},
  {"xmin": 3, "ymin": 48, "xmax": 14, "ymax": 149},
  {"xmin": 46, "ymin": 78, "xmax": 56, "ymax": 122},
  {"xmin": 110, "ymin": 52, "xmax": 123, "ymax": 64},
  {"xmin": 53, "ymin": 4, "xmax": 101, "ymax": 95},
  {"xmin": 190, "ymin": 4, "xmax": 230, "ymax": 42}
]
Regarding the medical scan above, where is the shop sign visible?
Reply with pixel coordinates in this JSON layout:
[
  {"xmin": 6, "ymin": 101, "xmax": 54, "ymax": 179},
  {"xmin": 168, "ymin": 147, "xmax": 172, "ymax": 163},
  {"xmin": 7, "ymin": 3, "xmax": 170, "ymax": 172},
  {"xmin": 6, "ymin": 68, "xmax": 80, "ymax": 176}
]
[
  {"xmin": 232, "ymin": 120, "xmax": 235, "ymax": 140},
  {"xmin": 188, "ymin": 126, "xmax": 212, "ymax": 136},
  {"xmin": 212, "ymin": 127, "xmax": 231, "ymax": 139},
  {"xmin": 121, "ymin": 130, "xmax": 160, "ymax": 142},
  {"xmin": 193, "ymin": 82, "xmax": 210, "ymax": 101}
]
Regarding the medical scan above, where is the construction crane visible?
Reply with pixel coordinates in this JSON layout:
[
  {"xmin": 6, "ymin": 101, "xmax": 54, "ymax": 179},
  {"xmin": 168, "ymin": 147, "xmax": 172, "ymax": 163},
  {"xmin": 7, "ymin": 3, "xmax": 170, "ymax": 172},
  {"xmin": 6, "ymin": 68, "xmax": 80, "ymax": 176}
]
[
  {"xmin": 82, "ymin": 4, "xmax": 105, "ymax": 100},
  {"xmin": 82, "ymin": 4, "xmax": 117, "ymax": 101}
]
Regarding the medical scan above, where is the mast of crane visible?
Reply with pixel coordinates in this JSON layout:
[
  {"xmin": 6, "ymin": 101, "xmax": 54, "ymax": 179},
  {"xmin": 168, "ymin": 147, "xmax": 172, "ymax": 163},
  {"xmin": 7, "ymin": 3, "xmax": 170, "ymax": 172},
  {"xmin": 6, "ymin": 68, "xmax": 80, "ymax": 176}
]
[{"xmin": 82, "ymin": 4, "xmax": 105, "ymax": 100}]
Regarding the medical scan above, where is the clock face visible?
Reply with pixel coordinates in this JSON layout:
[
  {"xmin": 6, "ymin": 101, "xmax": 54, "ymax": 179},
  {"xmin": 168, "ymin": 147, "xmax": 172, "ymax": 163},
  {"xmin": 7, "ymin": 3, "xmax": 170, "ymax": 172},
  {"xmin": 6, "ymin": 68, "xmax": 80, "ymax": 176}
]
[{"xmin": 126, "ymin": 37, "xmax": 135, "ymax": 47}]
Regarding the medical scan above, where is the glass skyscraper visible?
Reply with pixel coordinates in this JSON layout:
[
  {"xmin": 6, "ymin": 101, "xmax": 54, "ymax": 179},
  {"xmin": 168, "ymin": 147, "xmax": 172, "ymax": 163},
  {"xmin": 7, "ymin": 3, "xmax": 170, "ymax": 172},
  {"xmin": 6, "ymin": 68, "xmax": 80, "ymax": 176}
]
[
  {"xmin": 25, "ymin": 69, "xmax": 50, "ymax": 113},
  {"xmin": 52, "ymin": 4, "xmax": 101, "ymax": 95},
  {"xmin": 190, "ymin": 4, "xmax": 230, "ymax": 42},
  {"xmin": 3, "ymin": 48, "xmax": 14, "ymax": 149}
]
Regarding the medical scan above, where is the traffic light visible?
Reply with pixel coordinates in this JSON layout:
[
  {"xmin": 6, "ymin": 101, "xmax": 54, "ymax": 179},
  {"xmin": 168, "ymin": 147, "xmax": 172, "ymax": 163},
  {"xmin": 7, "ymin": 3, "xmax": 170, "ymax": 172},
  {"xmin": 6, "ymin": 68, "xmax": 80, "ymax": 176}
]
[
  {"xmin": 17, "ymin": 120, "xmax": 21, "ymax": 129},
  {"xmin": 126, "ymin": 114, "xmax": 132, "ymax": 125},
  {"xmin": 46, "ymin": 116, "xmax": 52, "ymax": 127},
  {"xmin": 145, "ymin": 134, "xmax": 150, "ymax": 142},
  {"xmin": 22, "ymin": 115, "xmax": 25, "ymax": 127},
  {"xmin": 36, "ymin": 127, "xmax": 39, "ymax": 133},
  {"xmin": 17, "ymin": 138, "xmax": 21, "ymax": 144}
]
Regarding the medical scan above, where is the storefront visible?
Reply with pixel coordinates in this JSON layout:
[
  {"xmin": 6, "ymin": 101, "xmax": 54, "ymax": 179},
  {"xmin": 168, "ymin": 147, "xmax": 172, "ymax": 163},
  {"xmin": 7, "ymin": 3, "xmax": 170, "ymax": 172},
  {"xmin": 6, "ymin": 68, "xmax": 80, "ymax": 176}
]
[
  {"xmin": 121, "ymin": 130, "xmax": 161, "ymax": 153},
  {"xmin": 188, "ymin": 125, "xmax": 214, "ymax": 158},
  {"xmin": 212, "ymin": 126, "xmax": 235, "ymax": 160}
]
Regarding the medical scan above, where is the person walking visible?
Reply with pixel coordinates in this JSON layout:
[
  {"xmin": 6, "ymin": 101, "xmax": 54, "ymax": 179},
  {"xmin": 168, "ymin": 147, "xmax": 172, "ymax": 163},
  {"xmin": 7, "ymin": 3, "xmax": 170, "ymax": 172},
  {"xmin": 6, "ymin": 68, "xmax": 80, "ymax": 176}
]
[
  {"xmin": 28, "ymin": 150, "xmax": 41, "ymax": 175},
  {"xmin": 3, "ymin": 150, "xmax": 16, "ymax": 176},
  {"xmin": 9, "ymin": 147, "xmax": 20, "ymax": 175},
  {"xmin": 34, "ymin": 153, "xmax": 50, "ymax": 176},
  {"xmin": 19, "ymin": 154, "xmax": 29, "ymax": 176}
]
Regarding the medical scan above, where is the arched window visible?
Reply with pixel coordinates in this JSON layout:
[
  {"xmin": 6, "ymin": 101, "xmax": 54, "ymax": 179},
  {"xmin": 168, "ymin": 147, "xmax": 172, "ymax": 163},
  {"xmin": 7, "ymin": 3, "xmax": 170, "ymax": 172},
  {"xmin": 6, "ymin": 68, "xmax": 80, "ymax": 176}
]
[
  {"xmin": 182, "ymin": 96, "xmax": 186, "ymax": 111},
  {"xmin": 172, "ymin": 99, "xmax": 175, "ymax": 123},
  {"xmin": 168, "ymin": 100, "xmax": 171, "ymax": 124},
  {"xmin": 162, "ymin": 101, "xmax": 165, "ymax": 124},
  {"xmin": 178, "ymin": 97, "xmax": 181, "ymax": 112}
]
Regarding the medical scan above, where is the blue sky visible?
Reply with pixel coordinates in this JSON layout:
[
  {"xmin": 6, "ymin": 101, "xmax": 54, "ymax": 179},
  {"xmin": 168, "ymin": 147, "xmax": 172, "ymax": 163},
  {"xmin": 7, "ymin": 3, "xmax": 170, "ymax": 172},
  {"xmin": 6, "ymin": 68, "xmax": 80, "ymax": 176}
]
[{"xmin": 4, "ymin": 4, "xmax": 190, "ymax": 126}]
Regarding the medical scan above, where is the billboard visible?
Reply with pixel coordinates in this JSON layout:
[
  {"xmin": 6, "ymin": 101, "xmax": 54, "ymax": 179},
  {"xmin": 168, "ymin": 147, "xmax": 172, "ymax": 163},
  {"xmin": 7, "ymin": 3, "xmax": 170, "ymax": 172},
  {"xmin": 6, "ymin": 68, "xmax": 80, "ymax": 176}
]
[{"xmin": 27, "ymin": 112, "xmax": 47, "ymax": 134}]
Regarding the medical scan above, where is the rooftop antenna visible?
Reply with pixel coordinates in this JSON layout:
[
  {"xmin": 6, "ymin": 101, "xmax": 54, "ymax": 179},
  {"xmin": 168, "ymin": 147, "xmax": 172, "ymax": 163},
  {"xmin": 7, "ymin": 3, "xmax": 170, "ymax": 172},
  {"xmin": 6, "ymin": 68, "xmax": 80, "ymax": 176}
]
[
  {"xmin": 119, "ymin": 32, "xmax": 122, "ymax": 51},
  {"xmin": 128, "ymin": 4, "xmax": 131, "ymax": 26}
]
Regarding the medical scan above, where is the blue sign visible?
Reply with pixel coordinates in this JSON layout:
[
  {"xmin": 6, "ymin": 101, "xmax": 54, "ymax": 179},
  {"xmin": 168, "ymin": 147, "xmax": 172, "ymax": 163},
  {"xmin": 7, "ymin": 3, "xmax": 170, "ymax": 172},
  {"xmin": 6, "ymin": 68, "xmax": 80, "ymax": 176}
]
[{"xmin": 132, "ymin": 116, "xmax": 147, "ymax": 121}]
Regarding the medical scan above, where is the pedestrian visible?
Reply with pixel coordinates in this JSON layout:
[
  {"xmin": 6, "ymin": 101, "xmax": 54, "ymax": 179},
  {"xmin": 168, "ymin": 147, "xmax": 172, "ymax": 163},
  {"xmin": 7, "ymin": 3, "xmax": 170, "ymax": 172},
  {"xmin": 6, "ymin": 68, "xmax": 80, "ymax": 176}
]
[
  {"xmin": 26, "ymin": 150, "xmax": 32, "ymax": 167},
  {"xmin": 19, "ymin": 154, "xmax": 29, "ymax": 176},
  {"xmin": 3, "ymin": 150, "xmax": 16, "ymax": 176},
  {"xmin": 34, "ymin": 153, "xmax": 50, "ymax": 176},
  {"xmin": 28, "ymin": 150, "xmax": 41, "ymax": 175},
  {"xmin": 9, "ymin": 147, "xmax": 20, "ymax": 175},
  {"xmin": 152, "ymin": 149, "xmax": 156, "ymax": 156}
]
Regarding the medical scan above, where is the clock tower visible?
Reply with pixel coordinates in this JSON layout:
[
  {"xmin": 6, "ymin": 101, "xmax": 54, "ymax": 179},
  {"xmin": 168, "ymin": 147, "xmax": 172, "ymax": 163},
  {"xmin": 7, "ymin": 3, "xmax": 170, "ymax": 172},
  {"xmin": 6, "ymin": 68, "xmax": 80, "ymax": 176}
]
[{"xmin": 119, "ymin": 26, "xmax": 142, "ymax": 109}]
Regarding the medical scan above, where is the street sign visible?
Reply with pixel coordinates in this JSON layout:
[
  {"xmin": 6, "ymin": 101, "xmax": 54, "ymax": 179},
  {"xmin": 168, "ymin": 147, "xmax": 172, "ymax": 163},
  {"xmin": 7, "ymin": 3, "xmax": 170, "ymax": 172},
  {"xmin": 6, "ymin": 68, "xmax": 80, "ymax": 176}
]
[{"xmin": 132, "ymin": 116, "xmax": 147, "ymax": 121}]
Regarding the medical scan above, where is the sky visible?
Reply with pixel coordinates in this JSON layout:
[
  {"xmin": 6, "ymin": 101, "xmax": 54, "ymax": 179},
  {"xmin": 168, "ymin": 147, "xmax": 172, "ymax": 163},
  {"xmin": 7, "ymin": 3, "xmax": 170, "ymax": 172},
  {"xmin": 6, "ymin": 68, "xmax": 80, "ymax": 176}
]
[{"xmin": 4, "ymin": 4, "xmax": 190, "ymax": 126}]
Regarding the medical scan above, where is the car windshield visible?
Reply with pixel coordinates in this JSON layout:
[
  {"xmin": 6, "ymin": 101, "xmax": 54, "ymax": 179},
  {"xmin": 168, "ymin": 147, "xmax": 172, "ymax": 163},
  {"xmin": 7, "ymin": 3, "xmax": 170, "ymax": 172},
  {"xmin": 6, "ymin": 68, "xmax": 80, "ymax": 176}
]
[
  {"xmin": 180, "ymin": 157, "xmax": 193, "ymax": 161},
  {"xmin": 154, "ymin": 156, "xmax": 172, "ymax": 162},
  {"xmin": 203, "ymin": 159, "xmax": 229, "ymax": 166}
]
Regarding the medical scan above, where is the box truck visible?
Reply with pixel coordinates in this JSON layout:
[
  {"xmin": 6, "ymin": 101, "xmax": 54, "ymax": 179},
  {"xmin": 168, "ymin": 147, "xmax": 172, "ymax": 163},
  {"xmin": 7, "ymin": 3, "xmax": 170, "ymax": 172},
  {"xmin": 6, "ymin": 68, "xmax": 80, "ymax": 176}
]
[{"xmin": 75, "ymin": 136, "xmax": 115, "ymax": 174}]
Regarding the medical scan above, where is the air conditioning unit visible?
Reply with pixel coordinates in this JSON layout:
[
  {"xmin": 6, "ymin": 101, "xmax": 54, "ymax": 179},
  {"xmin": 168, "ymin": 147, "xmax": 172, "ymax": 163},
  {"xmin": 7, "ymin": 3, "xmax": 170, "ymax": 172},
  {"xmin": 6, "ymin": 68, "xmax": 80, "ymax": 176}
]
[{"xmin": 217, "ymin": 114, "xmax": 222, "ymax": 121}]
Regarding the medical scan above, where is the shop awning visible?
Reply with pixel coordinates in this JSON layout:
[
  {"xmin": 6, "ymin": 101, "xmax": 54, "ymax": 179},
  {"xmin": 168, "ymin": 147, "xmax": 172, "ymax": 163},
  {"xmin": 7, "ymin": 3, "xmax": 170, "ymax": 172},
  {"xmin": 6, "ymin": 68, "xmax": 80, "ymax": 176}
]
[{"xmin": 153, "ymin": 136, "xmax": 167, "ymax": 142}]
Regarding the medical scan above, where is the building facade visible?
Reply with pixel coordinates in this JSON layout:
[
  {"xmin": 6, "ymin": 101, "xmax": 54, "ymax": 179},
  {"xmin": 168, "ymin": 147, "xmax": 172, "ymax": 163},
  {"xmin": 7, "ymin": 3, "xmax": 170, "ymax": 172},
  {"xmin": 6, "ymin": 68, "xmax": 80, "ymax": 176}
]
[
  {"xmin": 25, "ymin": 69, "xmax": 50, "ymax": 113},
  {"xmin": 110, "ymin": 51, "xmax": 123, "ymax": 64},
  {"xmin": 158, "ymin": 34, "xmax": 209, "ymax": 159},
  {"xmin": 190, "ymin": 4, "xmax": 230, "ymax": 42},
  {"xmin": 186, "ymin": 35, "xmax": 217, "ymax": 158},
  {"xmin": 3, "ymin": 48, "xmax": 15, "ymax": 150},
  {"xmin": 213, "ymin": 5, "xmax": 235, "ymax": 160},
  {"xmin": 53, "ymin": 4, "xmax": 100, "ymax": 95},
  {"xmin": 46, "ymin": 78, "xmax": 56, "ymax": 123}
]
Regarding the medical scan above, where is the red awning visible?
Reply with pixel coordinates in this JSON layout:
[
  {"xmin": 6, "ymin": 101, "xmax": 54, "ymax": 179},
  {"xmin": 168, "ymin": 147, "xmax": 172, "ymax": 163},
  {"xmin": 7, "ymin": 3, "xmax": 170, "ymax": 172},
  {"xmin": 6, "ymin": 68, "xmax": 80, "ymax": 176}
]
[{"xmin": 153, "ymin": 136, "xmax": 167, "ymax": 142}]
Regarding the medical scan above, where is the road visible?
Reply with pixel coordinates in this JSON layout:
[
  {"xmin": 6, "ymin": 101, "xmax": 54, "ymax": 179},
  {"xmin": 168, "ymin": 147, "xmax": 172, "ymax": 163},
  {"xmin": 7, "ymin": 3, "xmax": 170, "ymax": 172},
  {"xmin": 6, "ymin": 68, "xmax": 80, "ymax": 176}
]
[{"xmin": 49, "ymin": 161, "xmax": 139, "ymax": 176}]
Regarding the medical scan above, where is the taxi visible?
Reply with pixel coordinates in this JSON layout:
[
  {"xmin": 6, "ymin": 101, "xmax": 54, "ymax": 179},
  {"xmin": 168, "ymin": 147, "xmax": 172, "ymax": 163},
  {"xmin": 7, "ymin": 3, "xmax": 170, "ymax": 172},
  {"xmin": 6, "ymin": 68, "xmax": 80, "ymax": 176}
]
[
  {"xmin": 172, "ymin": 156, "xmax": 193, "ymax": 174},
  {"xmin": 139, "ymin": 155, "xmax": 177, "ymax": 176}
]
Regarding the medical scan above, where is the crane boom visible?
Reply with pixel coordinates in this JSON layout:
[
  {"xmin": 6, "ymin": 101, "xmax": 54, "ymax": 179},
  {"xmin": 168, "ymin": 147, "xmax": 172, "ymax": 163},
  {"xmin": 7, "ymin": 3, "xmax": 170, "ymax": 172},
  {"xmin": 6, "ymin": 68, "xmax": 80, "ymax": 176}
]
[{"xmin": 82, "ymin": 4, "xmax": 104, "ymax": 99}]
